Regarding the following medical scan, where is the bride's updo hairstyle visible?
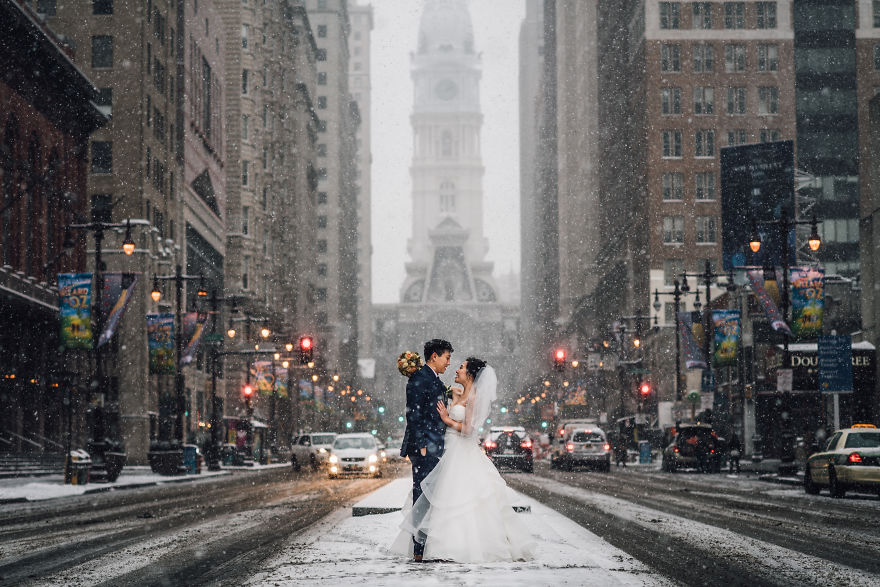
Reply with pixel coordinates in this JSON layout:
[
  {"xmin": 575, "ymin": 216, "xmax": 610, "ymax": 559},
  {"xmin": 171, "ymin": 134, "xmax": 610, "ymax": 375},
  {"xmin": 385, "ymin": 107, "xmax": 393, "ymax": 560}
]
[{"xmin": 464, "ymin": 357, "xmax": 487, "ymax": 381}]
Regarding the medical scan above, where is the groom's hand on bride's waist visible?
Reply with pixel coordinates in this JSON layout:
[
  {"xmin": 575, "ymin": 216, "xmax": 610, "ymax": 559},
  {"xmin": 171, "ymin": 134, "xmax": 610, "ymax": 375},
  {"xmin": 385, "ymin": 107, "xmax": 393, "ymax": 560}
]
[{"xmin": 420, "ymin": 447, "xmax": 427, "ymax": 456}]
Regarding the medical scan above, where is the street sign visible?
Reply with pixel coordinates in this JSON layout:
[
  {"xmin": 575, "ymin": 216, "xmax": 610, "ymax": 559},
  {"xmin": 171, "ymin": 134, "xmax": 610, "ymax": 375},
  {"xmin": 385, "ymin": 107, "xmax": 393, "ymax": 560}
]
[
  {"xmin": 628, "ymin": 368, "xmax": 651, "ymax": 375},
  {"xmin": 818, "ymin": 335, "xmax": 853, "ymax": 394},
  {"xmin": 205, "ymin": 333, "xmax": 224, "ymax": 342},
  {"xmin": 777, "ymin": 368, "xmax": 793, "ymax": 392}
]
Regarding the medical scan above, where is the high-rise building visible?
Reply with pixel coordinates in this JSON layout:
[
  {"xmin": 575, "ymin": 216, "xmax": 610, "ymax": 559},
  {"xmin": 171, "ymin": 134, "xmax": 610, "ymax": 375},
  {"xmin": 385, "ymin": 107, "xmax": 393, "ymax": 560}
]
[
  {"xmin": 348, "ymin": 1, "xmax": 373, "ymax": 379},
  {"xmin": 306, "ymin": 0, "xmax": 361, "ymax": 385}
]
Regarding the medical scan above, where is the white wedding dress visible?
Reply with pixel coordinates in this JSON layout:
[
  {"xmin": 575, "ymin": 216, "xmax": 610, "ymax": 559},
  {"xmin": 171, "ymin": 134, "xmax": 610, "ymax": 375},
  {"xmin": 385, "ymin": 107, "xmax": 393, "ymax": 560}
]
[{"xmin": 391, "ymin": 402, "xmax": 536, "ymax": 562}]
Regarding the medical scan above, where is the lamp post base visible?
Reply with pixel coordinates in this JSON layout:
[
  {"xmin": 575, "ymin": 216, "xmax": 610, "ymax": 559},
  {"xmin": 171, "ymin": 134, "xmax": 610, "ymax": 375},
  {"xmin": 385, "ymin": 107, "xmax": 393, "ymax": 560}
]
[
  {"xmin": 87, "ymin": 440, "xmax": 126, "ymax": 482},
  {"xmin": 147, "ymin": 441, "xmax": 186, "ymax": 475}
]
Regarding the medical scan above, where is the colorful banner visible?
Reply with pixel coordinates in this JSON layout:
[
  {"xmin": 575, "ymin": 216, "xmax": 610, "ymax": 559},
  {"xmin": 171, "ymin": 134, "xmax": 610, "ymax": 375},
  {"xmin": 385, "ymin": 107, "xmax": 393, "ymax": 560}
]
[
  {"xmin": 298, "ymin": 379, "xmax": 313, "ymax": 399},
  {"xmin": 712, "ymin": 310, "xmax": 741, "ymax": 368},
  {"xmin": 790, "ymin": 267, "xmax": 824, "ymax": 338},
  {"xmin": 254, "ymin": 361, "xmax": 274, "ymax": 394},
  {"xmin": 678, "ymin": 311, "xmax": 707, "ymax": 370},
  {"xmin": 747, "ymin": 270, "xmax": 792, "ymax": 335},
  {"xmin": 180, "ymin": 312, "xmax": 208, "ymax": 365},
  {"xmin": 147, "ymin": 313, "xmax": 175, "ymax": 374},
  {"xmin": 276, "ymin": 367, "xmax": 289, "ymax": 399},
  {"xmin": 97, "ymin": 273, "xmax": 139, "ymax": 348},
  {"xmin": 58, "ymin": 273, "xmax": 93, "ymax": 350}
]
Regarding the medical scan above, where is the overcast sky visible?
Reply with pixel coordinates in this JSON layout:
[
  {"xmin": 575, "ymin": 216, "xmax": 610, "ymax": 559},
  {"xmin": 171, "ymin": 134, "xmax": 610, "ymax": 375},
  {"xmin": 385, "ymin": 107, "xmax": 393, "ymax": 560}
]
[{"xmin": 368, "ymin": 0, "xmax": 525, "ymax": 303}]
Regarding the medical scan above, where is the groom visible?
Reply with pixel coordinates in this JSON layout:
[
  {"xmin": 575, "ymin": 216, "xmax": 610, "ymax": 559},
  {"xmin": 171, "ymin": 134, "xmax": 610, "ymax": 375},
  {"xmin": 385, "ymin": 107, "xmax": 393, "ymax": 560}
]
[{"xmin": 401, "ymin": 338, "xmax": 453, "ymax": 561}]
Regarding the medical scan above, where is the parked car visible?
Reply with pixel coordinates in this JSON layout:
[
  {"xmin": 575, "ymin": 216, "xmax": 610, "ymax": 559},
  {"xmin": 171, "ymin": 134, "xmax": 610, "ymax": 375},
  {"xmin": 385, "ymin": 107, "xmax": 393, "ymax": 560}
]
[
  {"xmin": 290, "ymin": 432, "xmax": 337, "ymax": 471},
  {"xmin": 805, "ymin": 424, "xmax": 880, "ymax": 497},
  {"xmin": 328, "ymin": 433, "xmax": 384, "ymax": 478},
  {"xmin": 483, "ymin": 427, "xmax": 533, "ymax": 473},
  {"xmin": 661, "ymin": 424, "xmax": 722, "ymax": 473},
  {"xmin": 557, "ymin": 428, "xmax": 611, "ymax": 472}
]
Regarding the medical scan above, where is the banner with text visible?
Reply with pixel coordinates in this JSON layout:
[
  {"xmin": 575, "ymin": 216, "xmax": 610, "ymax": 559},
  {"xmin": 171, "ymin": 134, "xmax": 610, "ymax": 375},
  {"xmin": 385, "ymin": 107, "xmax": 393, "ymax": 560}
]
[
  {"xmin": 747, "ymin": 270, "xmax": 792, "ymax": 335},
  {"xmin": 97, "ymin": 273, "xmax": 139, "ymax": 348},
  {"xmin": 678, "ymin": 311, "xmax": 707, "ymax": 370},
  {"xmin": 180, "ymin": 312, "xmax": 208, "ymax": 365},
  {"xmin": 58, "ymin": 273, "xmax": 93, "ymax": 350},
  {"xmin": 712, "ymin": 310, "xmax": 741, "ymax": 368},
  {"xmin": 147, "ymin": 313, "xmax": 175, "ymax": 374},
  {"xmin": 790, "ymin": 267, "xmax": 824, "ymax": 338}
]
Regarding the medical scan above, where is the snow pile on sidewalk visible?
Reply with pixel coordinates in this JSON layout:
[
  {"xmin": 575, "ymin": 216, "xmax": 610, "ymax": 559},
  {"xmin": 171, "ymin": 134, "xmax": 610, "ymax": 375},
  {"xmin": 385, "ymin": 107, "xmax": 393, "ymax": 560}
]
[{"xmin": 247, "ymin": 478, "xmax": 668, "ymax": 586}]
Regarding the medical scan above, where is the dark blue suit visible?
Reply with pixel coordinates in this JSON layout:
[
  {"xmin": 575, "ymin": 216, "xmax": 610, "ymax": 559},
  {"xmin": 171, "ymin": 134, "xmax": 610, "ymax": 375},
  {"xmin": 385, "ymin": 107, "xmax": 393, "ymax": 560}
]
[{"xmin": 401, "ymin": 364, "xmax": 446, "ymax": 557}]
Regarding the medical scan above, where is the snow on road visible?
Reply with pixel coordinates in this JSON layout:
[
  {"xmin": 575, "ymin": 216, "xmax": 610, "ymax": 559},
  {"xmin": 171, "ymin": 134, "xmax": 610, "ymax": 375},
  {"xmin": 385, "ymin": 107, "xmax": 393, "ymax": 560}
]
[{"xmin": 246, "ymin": 478, "xmax": 669, "ymax": 586}]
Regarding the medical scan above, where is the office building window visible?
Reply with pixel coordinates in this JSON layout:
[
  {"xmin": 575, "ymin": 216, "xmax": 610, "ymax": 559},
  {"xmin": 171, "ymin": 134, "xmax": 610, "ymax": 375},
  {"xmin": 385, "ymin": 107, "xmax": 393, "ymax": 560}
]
[
  {"xmin": 317, "ymin": 96, "xmax": 327, "ymax": 109},
  {"xmin": 692, "ymin": 2, "xmax": 712, "ymax": 29},
  {"xmin": 317, "ymin": 215, "xmax": 327, "ymax": 229},
  {"xmin": 659, "ymin": 2, "xmax": 681, "ymax": 29},
  {"xmin": 663, "ymin": 216, "xmax": 685, "ymax": 244},
  {"xmin": 695, "ymin": 130, "xmax": 715, "ymax": 157},
  {"xmin": 93, "ymin": 0, "xmax": 112, "ymax": 15},
  {"xmin": 317, "ymin": 0, "xmax": 327, "ymax": 8},
  {"xmin": 317, "ymin": 239, "xmax": 327, "ymax": 253},
  {"xmin": 242, "ymin": 160, "xmax": 249, "ymax": 186},
  {"xmin": 661, "ymin": 44, "xmax": 681, "ymax": 72},
  {"xmin": 696, "ymin": 216, "xmax": 717, "ymax": 243},
  {"xmin": 756, "ymin": 2, "xmax": 777, "ymax": 29},
  {"xmin": 318, "ymin": 72, "xmax": 327, "ymax": 85},
  {"xmin": 317, "ymin": 144, "xmax": 327, "ymax": 157},
  {"xmin": 317, "ymin": 263, "xmax": 327, "ymax": 277},
  {"xmin": 875, "ymin": 0, "xmax": 880, "ymax": 26},
  {"xmin": 92, "ymin": 35, "xmax": 114, "ymax": 68},
  {"xmin": 662, "ymin": 130, "xmax": 682, "ymax": 158},
  {"xmin": 758, "ymin": 86, "xmax": 779, "ymax": 115},
  {"xmin": 693, "ymin": 44, "xmax": 714, "ymax": 73},
  {"xmin": 693, "ymin": 86, "xmax": 714, "ymax": 114},
  {"xmin": 760, "ymin": 128, "xmax": 781, "ymax": 143},
  {"xmin": 242, "ymin": 257, "xmax": 249, "ymax": 290},
  {"xmin": 242, "ymin": 24, "xmax": 249, "ymax": 48},
  {"xmin": 242, "ymin": 69, "xmax": 249, "ymax": 94},
  {"xmin": 242, "ymin": 115, "xmax": 249, "ymax": 140},
  {"xmin": 727, "ymin": 87, "xmax": 746, "ymax": 114},
  {"xmin": 875, "ymin": 45, "xmax": 880, "ymax": 69},
  {"xmin": 91, "ymin": 141, "xmax": 112, "ymax": 173},
  {"xmin": 318, "ymin": 120, "xmax": 327, "ymax": 132},
  {"xmin": 695, "ymin": 172, "xmax": 716, "ymax": 201},
  {"xmin": 316, "ymin": 49, "xmax": 327, "ymax": 61},
  {"xmin": 318, "ymin": 25, "xmax": 327, "ymax": 38},
  {"xmin": 661, "ymin": 87, "xmax": 681, "ymax": 115},
  {"xmin": 727, "ymin": 129, "xmax": 747, "ymax": 145},
  {"xmin": 242, "ymin": 206, "xmax": 250, "ymax": 235},
  {"xmin": 36, "ymin": 0, "xmax": 56, "ymax": 15},
  {"xmin": 724, "ymin": 45, "xmax": 746, "ymax": 73},
  {"xmin": 316, "ymin": 288, "xmax": 327, "ymax": 302},
  {"xmin": 318, "ymin": 191, "xmax": 328, "ymax": 204},
  {"xmin": 662, "ymin": 173, "xmax": 684, "ymax": 201},
  {"xmin": 757, "ymin": 44, "xmax": 778, "ymax": 72},
  {"xmin": 724, "ymin": 2, "xmax": 745, "ymax": 29},
  {"xmin": 664, "ymin": 259, "xmax": 685, "ymax": 285}
]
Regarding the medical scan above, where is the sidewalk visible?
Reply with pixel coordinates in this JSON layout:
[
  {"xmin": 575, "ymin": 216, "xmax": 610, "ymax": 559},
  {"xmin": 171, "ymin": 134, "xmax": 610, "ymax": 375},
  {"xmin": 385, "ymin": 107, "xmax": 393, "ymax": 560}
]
[
  {"xmin": 0, "ymin": 462, "xmax": 289, "ymax": 503},
  {"xmin": 246, "ymin": 477, "xmax": 670, "ymax": 586}
]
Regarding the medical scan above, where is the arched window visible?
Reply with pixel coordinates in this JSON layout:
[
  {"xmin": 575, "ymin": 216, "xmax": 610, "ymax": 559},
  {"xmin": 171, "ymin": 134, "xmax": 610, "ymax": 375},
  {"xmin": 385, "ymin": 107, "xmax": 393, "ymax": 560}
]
[{"xmin": 439, "ymin": 180, "xmax": 455, "ymax": 213}]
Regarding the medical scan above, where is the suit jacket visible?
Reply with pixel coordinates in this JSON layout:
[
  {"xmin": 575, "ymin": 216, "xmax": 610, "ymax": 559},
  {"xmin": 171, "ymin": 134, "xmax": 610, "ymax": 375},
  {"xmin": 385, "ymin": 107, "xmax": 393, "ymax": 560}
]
[{"xmin": 400, "ymin": 365, "xmax": 447, "ymax": 458}]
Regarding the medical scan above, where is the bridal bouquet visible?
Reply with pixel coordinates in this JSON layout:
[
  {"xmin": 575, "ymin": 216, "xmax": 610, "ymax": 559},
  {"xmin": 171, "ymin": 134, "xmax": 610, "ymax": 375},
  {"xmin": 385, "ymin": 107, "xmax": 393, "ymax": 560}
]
[{"xmin": 397, "ymin": 350, "xmax": 422, "ymax": 377}]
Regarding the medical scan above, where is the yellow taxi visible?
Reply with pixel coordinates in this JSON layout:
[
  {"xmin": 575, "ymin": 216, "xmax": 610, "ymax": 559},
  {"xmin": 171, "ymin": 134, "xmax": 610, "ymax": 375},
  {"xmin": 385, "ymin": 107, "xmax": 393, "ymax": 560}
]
[{"xmin": 804, "ymin": 424, "xmax": 880, "ymax": 498}]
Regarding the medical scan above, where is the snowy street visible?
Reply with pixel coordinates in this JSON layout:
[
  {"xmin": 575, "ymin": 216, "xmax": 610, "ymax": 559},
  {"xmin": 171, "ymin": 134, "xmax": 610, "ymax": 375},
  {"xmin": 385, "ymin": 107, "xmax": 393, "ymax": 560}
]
[{"xmin": 2, "ymin": 462, "xmax": 880, "ymax": 585}]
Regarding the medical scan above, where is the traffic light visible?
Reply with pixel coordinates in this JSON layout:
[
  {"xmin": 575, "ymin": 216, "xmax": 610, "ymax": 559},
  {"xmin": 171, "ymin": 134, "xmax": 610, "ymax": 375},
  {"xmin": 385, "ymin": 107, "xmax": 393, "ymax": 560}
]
[
  {"xmin": 639, "ymin": 382, "xmax": 652, "ymax": 396},
  {"xmin": 378, "ymin": 405, "xmax": 385, "ymax": 414},
  {"xmin": 299, "ymin": 336, "xmax": 313, "ymax": 364},
  {"xmin": 553, "ymin": 348, "xmax": 566, "ymax": 372},
  {"xmin": 242, "ymin": 383, "xmax": 255, "ymax": 398}
]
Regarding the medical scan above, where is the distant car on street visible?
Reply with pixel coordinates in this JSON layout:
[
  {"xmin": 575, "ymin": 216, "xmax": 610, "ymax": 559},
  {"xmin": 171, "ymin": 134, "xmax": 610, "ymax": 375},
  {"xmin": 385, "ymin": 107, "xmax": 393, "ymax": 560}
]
[
  {"xmin": 661, "ymin": 424, "xmax": 722, "ymax": 473},
  {"xmin": 556, "ymin": 427, "xmax": 611, "ymax": 472},
  {"xmin": 805, "ymin": 424, "xmax": 880, "ymax": 497},
  {"xmin": 328, "ymin": 433, "xmax": 384, "ymax": 478},
  {"xmin": 550, "ymin": 419, "xmax": 600, "ymax": 466},
  {"xmin": 290, "ymin": 432, "xmax": 337, "ymax": 471},
  {"xmin": 484, "ymin": 426, "xmax": 533, "ymax": 473}
]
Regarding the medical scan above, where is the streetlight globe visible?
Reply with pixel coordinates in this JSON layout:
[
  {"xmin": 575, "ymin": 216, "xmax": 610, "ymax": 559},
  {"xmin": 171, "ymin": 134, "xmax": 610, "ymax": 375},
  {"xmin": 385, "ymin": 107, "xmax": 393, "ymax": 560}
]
[
  {"xmin": 571, "ymin": 360, "xmax": 579, "ymax": 368},
  {"xmin": 749, "ymin": 238, "xmax": 762, "ymax": 253},
  {"xmin": 151, "ymin": 290, "xmax": 162, "ymax": 303},
  {"xmin": 808, "ymin": 236, "xmax": 821, "ymax": 252},
  {"xmin": 227, "ymin": 327, "xmax": 236, "ymax": 338},
  {"xmin": 543, "ymin": 380, "xmax": 550, "ymax": 387},
  {"xmin": 332, "ymin": 373, "xmax": 340, "ymax": 382},
  {"xmin": 282, "ymin": 360, "xmax": 289, "ymax": 368},
  {"xmin": 274, "ymin": 352, "xmax": 281, "ymax": 361},
  {"xmin": 122, "ymin": 219, "xmax": 135, "ymax": 255},
  {"xmin": 285, "ymin": 343, "xmax": 294, "ymax": 352},
  {"xmin": 307, "ymin": 361, "xmax": 315, "ymax": 369},
  {"xmin": 311, "ymin": 374, "xmax": 318, "ymax": 382},
  {"xmin": 260, "ymin": 327, "xmax": 270, "ymax": 339},
  {"xmin": 633, "ymin": 338, "xmax": 641, "ymax": 348},
  {"xmin": 562, "ymin": 381, "xmax": 569, "ymax": 387}
]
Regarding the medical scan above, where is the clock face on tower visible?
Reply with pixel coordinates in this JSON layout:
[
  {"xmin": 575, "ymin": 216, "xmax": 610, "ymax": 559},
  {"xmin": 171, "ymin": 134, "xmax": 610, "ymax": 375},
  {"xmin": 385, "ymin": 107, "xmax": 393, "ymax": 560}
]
[{"xmin": 434, "ymin": 79, "xmax": 458, "ymax": 101}]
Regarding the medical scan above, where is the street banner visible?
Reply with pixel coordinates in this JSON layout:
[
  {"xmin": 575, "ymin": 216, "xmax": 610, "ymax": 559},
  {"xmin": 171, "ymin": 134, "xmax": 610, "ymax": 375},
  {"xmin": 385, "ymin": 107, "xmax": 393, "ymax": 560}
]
[
  {"xmin": 275, "ymin": 367, "xmax": 289, "ymax": 398},
  {"xmin": 721, "ymin": 140, "xmax": 795, "ymax": 270},
  {"xmin": 678, "ymin": 311, "xmax": 707, "ymax": 369},
  {"xmin": 818, "ymin": 335, "xmax": 853, "ymax": 393},
  {"xmin": 790, "ymin": 267, "xmax": 824, "ymax": 338},
  {"xmin": 97, "ymin": 273, "xmax": 139, "ymax": 348},
  {"xmin": 747, "ymin": 270, "xmax": 792, "ymax": 335},
  {"xmin": 298, "ymin": 379, "xmax": 313, "ymax": 399},
  {"xmin": 712, "ymin": 310, "xmax": 741, "ymax": 367},
  {"xmin": 58, "ymin": 273, "xmax": 93, "ymax": 350},
  {"xmin": 180, "ymin": 312, "xmax": 208, "ymax": 365},
  {"xmin": 254, "ymin": 361, "xmax": 274, "ymax": 395},
  {"xmin": 146, "ymin": 313, "xmax": 175, "ymax": 374}
]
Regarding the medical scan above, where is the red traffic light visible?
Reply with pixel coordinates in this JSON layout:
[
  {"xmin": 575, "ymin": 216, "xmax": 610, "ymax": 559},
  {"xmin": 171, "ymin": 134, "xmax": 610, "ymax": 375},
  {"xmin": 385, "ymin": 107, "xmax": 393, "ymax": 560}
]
[
  {"xmin": 242, "ymin": 384, "xmax": 254, "ymax": 397},
  {"xmin": 555, "ymin": 349, "xmax": 565, "ymax": 361},
  {"xmin": 639, "ymin": 382, "xmax": 651, "ymax": 395},
  {"xmin": 300, "ymin": 336, "xmax": 313, "ymax": 350}
]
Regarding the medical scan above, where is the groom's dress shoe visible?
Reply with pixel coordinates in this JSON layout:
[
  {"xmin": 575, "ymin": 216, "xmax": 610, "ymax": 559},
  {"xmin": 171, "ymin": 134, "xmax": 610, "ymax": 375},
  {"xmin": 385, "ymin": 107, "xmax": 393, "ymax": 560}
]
[{"xmin": 413, "ymin": 555, "xmax": 423, "ymax": 562}]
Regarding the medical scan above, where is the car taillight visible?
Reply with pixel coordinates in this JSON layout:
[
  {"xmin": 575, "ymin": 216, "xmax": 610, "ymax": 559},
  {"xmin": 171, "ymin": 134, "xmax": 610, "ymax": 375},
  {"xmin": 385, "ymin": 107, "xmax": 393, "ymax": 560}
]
[
  {"xmin": 603, "ymin": 443, "xmax": 611, "ymax": 451},
  {"xmin": 849, "ymin": 452, "xmax": 863, "ymax": 464},
  {"xmin": 520, "ymin": 440, "xmax": 532, "ymax": 449},
  {"xmin": 484, "ymin": 441, "xmax": 497, "ymax": 450},
  {"xmin": 566, "ymin": 443, "xmax": 574, "ymax": 452},
  {"xmin": 673, "ymin": 447, "xmax": 679, "ymax": 453}
]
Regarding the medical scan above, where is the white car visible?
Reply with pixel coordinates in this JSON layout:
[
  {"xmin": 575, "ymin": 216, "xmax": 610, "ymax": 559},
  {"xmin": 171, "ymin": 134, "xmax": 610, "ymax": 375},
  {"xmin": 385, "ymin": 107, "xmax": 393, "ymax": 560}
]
[
  {"xmin": 291, "ymin": 432, "xmax": 337, "ymax": 471},
  {"xmin": 328, "ymin": 433, "xmax": 383, "ymax": 478},
  {"xmin": 805, "ymin": 424, "xmax": 880, "ymax": 497}
]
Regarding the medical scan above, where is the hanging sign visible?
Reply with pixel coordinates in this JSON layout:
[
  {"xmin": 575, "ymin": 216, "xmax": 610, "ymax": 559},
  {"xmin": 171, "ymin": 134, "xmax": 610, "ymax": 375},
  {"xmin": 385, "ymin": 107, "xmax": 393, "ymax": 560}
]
[{"xmin": 58, "ymin": 273, "xmax": 93, "ymax": 350}]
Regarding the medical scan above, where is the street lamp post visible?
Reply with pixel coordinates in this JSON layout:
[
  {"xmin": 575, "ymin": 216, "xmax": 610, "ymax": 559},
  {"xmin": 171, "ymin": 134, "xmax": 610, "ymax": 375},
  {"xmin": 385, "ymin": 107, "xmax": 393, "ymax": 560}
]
[
  {"xmin": 653, "ymin": 279, "xmax": 687, "ymax": 400},
  {"xmin": 148, "ymin": 266, "xmax": 205, "ymax": 474},
  {"xmin": 225, "ymin": 313, "xmax": 270, "ymax": 460},
  {"xmin": 64, "ymin": 217, "xmax": 137, "ymax": 481}
]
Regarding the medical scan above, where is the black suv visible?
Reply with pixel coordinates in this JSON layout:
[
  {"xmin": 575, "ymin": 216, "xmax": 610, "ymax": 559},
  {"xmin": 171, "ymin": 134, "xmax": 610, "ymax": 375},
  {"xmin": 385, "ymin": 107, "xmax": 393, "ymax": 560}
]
[
  {"xmin": 484, "ymin": 427, "xmax": 534, "ymax": 473},
  {"xmin": 661, "ymin": 424, "xmax": 723, "ymax": 473}
]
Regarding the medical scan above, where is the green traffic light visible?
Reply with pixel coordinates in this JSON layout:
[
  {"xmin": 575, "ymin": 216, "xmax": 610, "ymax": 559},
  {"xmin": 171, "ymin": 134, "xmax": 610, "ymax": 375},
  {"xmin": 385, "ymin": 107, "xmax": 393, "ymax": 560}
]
[
  {"xmin": 371, "ymin": 429, "xmax": 377, "ymax": 435},
  {"xmin": 398, "ymin": 416, "xmax": 404, "ymax": 423},
  {"xmin": 346, "ymin": 421, "xmax": 353, "ymax": 429},
  {"xmin": 500, "ymin": 406, "xmax": 508, "ymax": 413},
  {"xmin": 541, "ymin": 421, "xmax": 548, "ymax": 428},
  {"xmin": 378, "ymin": 406, "xmax": 385, "ymax": 414}
]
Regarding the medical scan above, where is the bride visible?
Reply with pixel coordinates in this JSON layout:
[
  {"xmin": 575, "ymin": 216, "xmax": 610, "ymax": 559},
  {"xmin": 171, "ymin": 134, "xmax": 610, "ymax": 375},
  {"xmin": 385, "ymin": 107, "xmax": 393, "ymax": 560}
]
[{"xmin": 391, "ymin": 357, "xmax": 536, "ymax": 562}]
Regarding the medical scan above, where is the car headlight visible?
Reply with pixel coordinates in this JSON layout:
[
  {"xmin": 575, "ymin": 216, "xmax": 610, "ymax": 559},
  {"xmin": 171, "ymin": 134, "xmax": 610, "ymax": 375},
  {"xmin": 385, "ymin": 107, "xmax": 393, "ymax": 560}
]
[
  {"xmin": 318, "ymin": 448, "xmax": 327, "ymax": 454},
  {"xmin": 368, "ymin": 454, "xmax": 378, "ymax": 463},
  {"xmin": 329, "ymin": 455, "xmax": 338, "ymax": 464}
]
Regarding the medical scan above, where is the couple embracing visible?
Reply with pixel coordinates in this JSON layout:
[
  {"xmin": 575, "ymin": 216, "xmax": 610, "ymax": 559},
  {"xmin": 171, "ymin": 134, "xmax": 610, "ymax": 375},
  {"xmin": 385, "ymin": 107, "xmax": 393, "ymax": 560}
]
[{"xmin": 391, "ymin": 339, "xmax": 536, "ymax": 563}]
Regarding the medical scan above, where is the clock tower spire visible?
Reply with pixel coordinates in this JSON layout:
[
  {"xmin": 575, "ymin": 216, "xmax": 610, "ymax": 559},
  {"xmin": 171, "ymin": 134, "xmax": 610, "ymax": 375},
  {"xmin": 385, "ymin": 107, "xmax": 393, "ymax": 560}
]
[{"xmin": 401, "ymin": 0, "xmax": 497, "ymax": 304}]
